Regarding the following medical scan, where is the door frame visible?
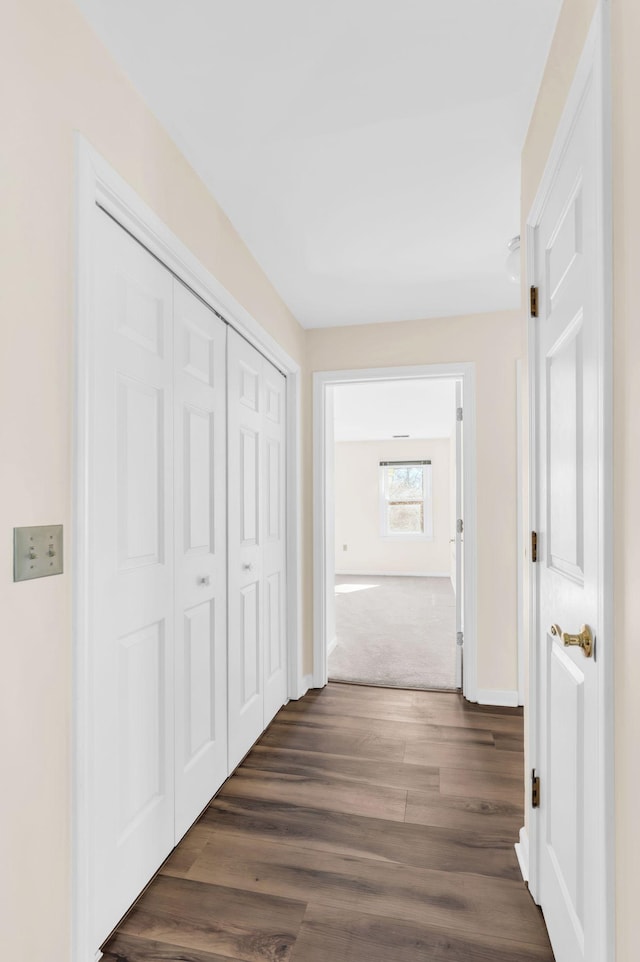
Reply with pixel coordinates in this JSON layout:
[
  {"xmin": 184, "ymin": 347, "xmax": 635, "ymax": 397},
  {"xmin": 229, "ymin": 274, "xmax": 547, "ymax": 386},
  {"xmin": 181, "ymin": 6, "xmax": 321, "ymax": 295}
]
[
  {"xmin": 73, "ymin": 137, "xmax": 304, "ymax": 962},
  {"xmin": 313, "ymin": 363, "xmax": 478, "ymax": 701},
  {"xmin": 525, "ymin": 3, "xmax": 614, "ymax": 957}
]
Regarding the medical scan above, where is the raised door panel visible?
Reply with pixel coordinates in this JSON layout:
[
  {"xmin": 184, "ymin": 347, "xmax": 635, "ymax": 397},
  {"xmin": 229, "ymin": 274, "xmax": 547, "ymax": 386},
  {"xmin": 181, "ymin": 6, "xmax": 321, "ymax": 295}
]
[
  {"xmin": 241, "ymin": 428, "xmax": 259, "ymax": 546},
  {"xmin": 117, "ymin": 621, "xmax": 167, "ymax": 840},
  {"xmin": 241, "ymin": 582, "xmax": 260, "ymax": 704},
  {"xmin": 265, "ymin": 571, "xmax": 282, "ymax": 679},
  {"xmin": 92, "ymin": 209, "xmax": 175, "ymax": 948},
  {"xmin": 546, "ymin": 316, "xmax": 584, "ymax": 583},
  {"xmin": 183, "ymin": 405, "xmax": 213, "ymax": 552},
  {"xmin": 546, "ymin": 639, "xmax": 585, "ymax": 937},
  {"xmin": 183, "ymin": 600, "xmax": 217, "ymax": 761},
  {"xmin": 117, "ymin": 376, "xmax": 164, "ymax": 569},
  {"xmin": 173, "ymin": 281, "xmax": 227, "ymax": 842}
]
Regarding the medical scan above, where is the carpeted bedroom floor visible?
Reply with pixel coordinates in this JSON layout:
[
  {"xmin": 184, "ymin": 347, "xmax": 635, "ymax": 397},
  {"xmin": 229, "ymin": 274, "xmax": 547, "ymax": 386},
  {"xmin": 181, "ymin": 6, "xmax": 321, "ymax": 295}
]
[{"xmin": 328, "ymin": 574, "xmax": 457, "ymax": 690}]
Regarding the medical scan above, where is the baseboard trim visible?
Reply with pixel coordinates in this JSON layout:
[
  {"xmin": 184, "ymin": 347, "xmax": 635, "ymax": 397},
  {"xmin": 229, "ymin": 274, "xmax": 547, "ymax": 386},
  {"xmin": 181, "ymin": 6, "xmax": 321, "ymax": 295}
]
[
  {"xmin": 515, "ymin": 826, "xmax": 529, "ymax": 882},
  {"xmin": 327, "ymin": 636, "xmax": 338, "ymax": 656},
  {"xmin": 335, "ymin": 571, "xmax": 452, "ymax": 578},
  {"xmin": 475, "ymin": 688, "xmax": 519, "ymax": 708}
]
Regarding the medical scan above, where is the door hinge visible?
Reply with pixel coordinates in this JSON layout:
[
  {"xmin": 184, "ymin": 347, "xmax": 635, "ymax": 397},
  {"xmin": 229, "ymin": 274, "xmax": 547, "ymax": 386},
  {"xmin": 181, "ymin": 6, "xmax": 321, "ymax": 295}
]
[
  {"xmin": 456, "ymin": 631, "xmax": 464, "ymax": 647},
  {"xmin": 456, "ymin": 518, "xmax": 464, "ymax": 534},
  {"xmin": 530, "ymin": 285, "xmax": 539, "ymax": 318},
  {"xmin": 531, "ymin": 769, "xmax": 541, "ymax": 808},
  {"xmin": 456, "ymin": 406, "xmax": 463, "ymax": 422},
  {"xmin": 531, "ymin": 530, "xmax": 538, "ymax": 562}
]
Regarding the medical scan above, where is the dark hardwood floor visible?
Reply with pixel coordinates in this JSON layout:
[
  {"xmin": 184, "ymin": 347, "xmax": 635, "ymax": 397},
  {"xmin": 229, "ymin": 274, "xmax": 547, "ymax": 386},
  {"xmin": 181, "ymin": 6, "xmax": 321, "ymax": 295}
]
[{"xmin": 102, "ymin": 683, "xmax": 554, "ymax": 962}]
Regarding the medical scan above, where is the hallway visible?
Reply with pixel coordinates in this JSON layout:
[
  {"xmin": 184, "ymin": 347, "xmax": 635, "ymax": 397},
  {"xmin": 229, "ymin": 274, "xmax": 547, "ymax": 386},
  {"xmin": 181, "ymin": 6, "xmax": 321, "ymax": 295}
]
[{"xmin": 102, "ymin": 683, "xmax": 553, "ymax": 961}]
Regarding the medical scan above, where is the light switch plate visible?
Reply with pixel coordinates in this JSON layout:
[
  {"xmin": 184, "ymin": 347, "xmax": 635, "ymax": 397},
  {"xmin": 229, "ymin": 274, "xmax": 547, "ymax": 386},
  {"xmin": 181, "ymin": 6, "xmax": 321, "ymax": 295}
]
[{"xmin": 13, "ymin": 524, "xmax": 64, "ymax": 581}]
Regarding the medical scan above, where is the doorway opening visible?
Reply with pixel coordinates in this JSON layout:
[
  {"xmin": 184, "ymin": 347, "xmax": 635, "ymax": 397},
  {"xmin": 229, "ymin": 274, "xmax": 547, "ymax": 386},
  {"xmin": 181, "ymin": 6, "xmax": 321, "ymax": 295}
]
[
  {"xmin": 330, "ymin": 378, "xmax": 460, "ymax": 690},
  {"xmin": 313, "ymin": 364, "xmax": 478, "ymax": 700}
]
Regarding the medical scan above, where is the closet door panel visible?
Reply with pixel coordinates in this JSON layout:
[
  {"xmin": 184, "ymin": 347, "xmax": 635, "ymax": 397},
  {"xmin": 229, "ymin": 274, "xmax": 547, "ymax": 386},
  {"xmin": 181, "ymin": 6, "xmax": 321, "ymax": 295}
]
[
  {"xmin": 228, "ymin": 331, "xmax": 288, "ymax": 769},
  {"xmin": 262, "ymin": 364, "xmax": 287, "ymax": 725},
  {"xmin": 227, "ymin": 331, "xmax": 264, "ymax": 769},
  {"xmin": 173, "ymin": 281, "xmax": 227, "ymax": 841},
  {"xmin": 88, "ymin": 208, "xmax": 289, "ymax": 956},
  {"xmin": 91, "ymin": 209, "xmax": 175, "ymax": 948}
]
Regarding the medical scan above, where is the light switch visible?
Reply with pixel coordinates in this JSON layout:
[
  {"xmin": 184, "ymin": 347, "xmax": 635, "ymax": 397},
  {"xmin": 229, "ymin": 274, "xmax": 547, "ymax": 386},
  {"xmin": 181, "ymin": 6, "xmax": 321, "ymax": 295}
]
[{"xmin": 13, "ymin": 525, "xmax": 64, "ymax": 581}]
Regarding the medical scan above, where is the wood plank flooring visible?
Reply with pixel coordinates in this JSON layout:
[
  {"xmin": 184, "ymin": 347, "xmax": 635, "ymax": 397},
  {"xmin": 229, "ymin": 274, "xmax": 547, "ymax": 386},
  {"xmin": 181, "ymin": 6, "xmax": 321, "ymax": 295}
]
[{"xmin": 101, "ymin": 682, "xmax": 553, "ymax": 962}]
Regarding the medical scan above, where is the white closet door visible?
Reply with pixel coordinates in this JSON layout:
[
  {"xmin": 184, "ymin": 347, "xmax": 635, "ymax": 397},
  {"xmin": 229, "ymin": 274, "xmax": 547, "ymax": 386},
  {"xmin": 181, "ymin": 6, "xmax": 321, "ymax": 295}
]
[
  {"xmin": 91, "ymin": 209, "xmax": 175, "ymax": 947},
  {"xmin": 262, "ymin": 362, "xmax": 288, "ymax": 725},
  {"xmin": 227, "ymin": 332, "xmax": 264, "ymax": 768},
  {"xmin": 173, "ymin": 281, "xmax": 227, "ymax": 842},
  {"xmin": 227, "ymin": 330, "xmax": 287, "ymax": 769}
]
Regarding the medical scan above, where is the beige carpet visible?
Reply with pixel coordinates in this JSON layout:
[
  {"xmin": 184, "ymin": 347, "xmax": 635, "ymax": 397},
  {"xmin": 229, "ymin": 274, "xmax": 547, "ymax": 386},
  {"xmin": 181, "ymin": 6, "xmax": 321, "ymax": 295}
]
[{"xmin": 328, "ymin": 575, "xmax": 457, "ymax": 690}]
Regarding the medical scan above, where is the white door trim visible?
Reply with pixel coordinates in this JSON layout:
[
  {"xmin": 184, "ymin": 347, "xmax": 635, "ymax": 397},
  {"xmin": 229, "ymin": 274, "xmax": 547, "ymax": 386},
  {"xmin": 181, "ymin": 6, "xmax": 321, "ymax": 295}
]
[
  {"xmin": 73, "ymin": 137, "xmax": 304, "ymax": 962},
  {"xmin": 313, "ymin": 363, "xmax": 478, "ymax": 701},
  {"xmin": 524, "ymin": 4, "xmax": 614, "ymax": 959}
]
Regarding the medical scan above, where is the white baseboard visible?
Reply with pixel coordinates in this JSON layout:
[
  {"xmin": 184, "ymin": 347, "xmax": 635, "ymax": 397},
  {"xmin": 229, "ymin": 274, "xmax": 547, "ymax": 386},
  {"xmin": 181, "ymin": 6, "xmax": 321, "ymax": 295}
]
[
  {"xmin": 475, "ymin": 688, "xmax": 519, "ymax": 708},
  {"xmin": 327, "ymin": 636, "xmax": 338, "ymax": 656},
  {"xmin": 335, "ymin": 570, "xmax": 452, "ymax": 578},
  {"xmin": 514, "ymin": 826, "xmax": 529, "ymax": 882}
]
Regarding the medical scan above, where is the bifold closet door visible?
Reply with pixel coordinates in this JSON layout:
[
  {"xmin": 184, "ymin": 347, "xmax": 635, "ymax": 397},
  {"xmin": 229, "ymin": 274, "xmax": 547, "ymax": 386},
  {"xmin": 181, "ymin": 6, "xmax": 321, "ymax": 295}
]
[
  {"xmin": 91, "ymin": 209, "xmax": 176, "ymax": 947},
  {"xmin": 89, "ymin": 210, "xmax": 229, "ymax": 949},
  {"xmin": 173, "ymin": 281, "xmax": 228, "ymax": 841},
  {"xmin": 227, "ymin": 330, "xmax": 287, "ymax": 770}
]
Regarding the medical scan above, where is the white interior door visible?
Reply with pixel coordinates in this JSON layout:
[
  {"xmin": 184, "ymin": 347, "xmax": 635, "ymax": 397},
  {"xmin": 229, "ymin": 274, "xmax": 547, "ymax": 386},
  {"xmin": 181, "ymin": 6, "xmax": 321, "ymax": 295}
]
[
  {"xmin": 173, "ymin": 281, "xmax": 228, "ymax": 842},
  {"xmin": 533, "ymin": 47, "xmax": 604, "ymax": 962},
  {"xmin": 227, "ymin": 330, "xmax": 287, "ymax": 770},
  {"xmin": 454, "ymin": 380, "xmax": 463, "ymax": 690},
  {"xmin": 91, "ymin": 209, "xmax": 175, "ymax": 947}
]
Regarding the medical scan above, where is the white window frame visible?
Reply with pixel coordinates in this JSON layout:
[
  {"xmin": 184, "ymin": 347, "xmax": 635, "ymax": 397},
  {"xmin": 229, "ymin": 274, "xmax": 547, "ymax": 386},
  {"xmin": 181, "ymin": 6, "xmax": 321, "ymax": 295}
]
[{"xmin": 379, "ymin": 460, "xmax": 433, "ymax": 540}]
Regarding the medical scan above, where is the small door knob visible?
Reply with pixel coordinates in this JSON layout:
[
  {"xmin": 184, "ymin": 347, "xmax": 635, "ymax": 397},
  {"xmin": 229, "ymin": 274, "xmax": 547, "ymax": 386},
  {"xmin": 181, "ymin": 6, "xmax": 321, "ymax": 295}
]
[
  {"xmin": 242, "ymin": 562, "xmax": 253, "ymax": 571},
  {"xmin": 198, "ymin": 575, "xmax": 210, "ymax": 586},
  {"xmin": 550, "ymin": 623, "xmax": 593, "ymax": 658}
]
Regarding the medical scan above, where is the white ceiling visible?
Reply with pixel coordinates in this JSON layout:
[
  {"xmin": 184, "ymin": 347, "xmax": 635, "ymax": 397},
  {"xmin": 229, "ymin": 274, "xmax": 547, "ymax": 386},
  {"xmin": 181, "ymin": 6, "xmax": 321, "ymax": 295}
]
[
  {"xmin": 333, "ymin": 379, "xmax": 457, "ymax": 441},
  {"xmin": 74, "ymin": 0, "xmax": 562, "ymax": 328}
]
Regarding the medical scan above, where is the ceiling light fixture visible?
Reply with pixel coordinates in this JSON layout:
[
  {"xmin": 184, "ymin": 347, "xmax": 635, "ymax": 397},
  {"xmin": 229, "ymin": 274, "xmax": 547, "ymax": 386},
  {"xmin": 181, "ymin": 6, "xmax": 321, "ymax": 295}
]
[{"xmin": 506, "ymin": 235, "xmax": 521, "ymax": 284}]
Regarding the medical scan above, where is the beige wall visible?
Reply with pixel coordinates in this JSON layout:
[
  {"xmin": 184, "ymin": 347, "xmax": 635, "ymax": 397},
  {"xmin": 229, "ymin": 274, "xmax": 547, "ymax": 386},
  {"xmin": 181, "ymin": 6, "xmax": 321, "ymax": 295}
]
[
  {"xmin": 522, "ymin": 0, "xmax": 639, "ymax": 956},
  {"xmin": 309, "ymin": 309, "xmax": 523, "ymax": 695},
  {"xmin": 0, "ymin": 2, "xmax": 307, "ymax": 960},
  {"xmin": 335, "ymin": 439, "xmax": 452, "ymax": 576}
]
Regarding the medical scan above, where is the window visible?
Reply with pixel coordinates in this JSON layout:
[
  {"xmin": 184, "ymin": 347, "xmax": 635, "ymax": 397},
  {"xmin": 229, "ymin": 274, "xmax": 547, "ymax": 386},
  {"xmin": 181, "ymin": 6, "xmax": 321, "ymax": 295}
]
[{"xmin": 380, "ymin": 460, "xmax": 432, "ymax": 539}]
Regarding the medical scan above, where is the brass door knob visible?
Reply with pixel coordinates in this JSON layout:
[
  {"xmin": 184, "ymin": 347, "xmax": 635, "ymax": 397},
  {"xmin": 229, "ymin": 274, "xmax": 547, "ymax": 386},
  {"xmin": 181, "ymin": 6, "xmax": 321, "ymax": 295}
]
[{"xmin": 550, "ymin": 623, "xmax": 593, "ymax": 658}]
